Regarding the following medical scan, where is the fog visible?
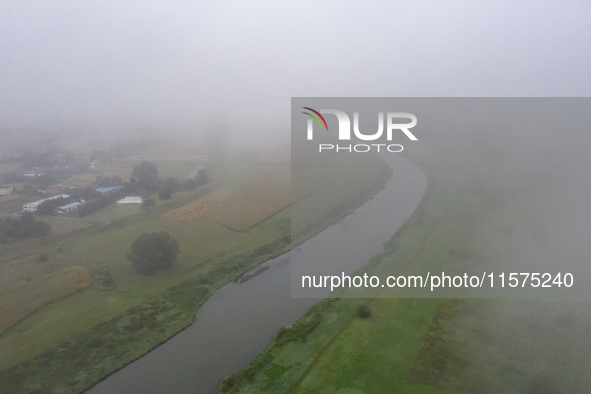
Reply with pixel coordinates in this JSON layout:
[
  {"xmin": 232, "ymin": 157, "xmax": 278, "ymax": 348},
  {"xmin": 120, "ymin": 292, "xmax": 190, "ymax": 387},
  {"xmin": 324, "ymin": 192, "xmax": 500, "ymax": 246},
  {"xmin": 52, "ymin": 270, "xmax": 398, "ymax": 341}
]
[
  {"xmin": 2, "ymin": 2, "xmax": 591, "ymax": 392},
  {"xmin": 1, "ymin": 0, "xmax": 590, "ymax": 134}
]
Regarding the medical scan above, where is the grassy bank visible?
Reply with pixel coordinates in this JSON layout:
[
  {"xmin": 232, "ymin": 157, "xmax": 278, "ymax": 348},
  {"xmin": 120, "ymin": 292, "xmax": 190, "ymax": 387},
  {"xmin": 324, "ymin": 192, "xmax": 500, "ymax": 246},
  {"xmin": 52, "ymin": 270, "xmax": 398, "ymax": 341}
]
[
  {"xmin": 0, "ymin": 266, "xmax": 92, "ymax": 336},
  {"xmin": 218, "ymin": 135, "xmax": 591, "ymax": 393},
  {"xmin": 0, "ymin": 148, "xmax": 392, "ymax": 393}
]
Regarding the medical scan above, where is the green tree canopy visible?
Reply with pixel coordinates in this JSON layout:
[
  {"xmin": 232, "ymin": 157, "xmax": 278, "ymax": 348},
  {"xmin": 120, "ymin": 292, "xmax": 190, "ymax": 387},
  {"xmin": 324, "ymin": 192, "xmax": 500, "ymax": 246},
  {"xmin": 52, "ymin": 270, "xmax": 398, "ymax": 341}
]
[
  {"xmin": 195, "ymin": 169, "xmax": 208, "ymax": 186},
  {"xmin": 126, "ymin": 231, "xmax": 180, "ymax": 275},
  {"xmin": 141, "ymin": 196, "xmax": 156, "ymax": 210},
  {"xmin": 131, "ymin": 161, "xmax": 159, "ymax": 190},
  {"xmin": 158, "ymin": 186, "xmax": 174, "ymax": 200},
  {"xmin": 0, "ymin": 213, "xmax": 51, "ymax": 244}
]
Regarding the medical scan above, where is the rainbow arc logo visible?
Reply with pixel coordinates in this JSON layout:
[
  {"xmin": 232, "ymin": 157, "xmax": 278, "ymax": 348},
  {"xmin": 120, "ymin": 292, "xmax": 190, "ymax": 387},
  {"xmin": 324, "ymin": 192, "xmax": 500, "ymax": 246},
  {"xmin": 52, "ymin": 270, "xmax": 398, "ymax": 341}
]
[{"xmin": 301, "ymin": 107, "xmax": 328, "ymax": 131}]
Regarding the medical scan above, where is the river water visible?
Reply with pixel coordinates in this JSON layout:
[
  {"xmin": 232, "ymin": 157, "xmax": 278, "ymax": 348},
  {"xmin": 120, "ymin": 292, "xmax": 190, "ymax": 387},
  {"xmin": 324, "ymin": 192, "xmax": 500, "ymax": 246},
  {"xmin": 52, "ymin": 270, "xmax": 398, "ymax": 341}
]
[{"xmin": 87, "ymin": 152, "xmax": 426, "ymax": 394}]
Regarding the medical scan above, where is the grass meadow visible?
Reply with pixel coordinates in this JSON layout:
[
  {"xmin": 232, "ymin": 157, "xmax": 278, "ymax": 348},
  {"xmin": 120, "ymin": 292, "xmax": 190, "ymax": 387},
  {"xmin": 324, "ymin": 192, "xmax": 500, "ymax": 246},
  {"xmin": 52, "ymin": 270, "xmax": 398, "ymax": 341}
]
[
  {"xmin": 162, "ymin": 189, "xmax": 231, "ymax": 222},
  {"xmin": 67, "ymin": 160, "xmax": 199, "ymax": 187},
  {"xmin": 0, "ymin": 143, "xmax": 392, "ymax": 393},
  {"xmin": 0, "ymin": 196, "xmax": 38, "ymax": 214},
  {"xmin": 0, "ymin": 266, "xmax": 92, "ymax": 336},
  {"xmin": 206, "ymin": 179, "xmax": 291, "ymax": 231},
  {"xmin": 219, "ymin": 139, "xmax": 591, "ymax": 393},
  {"xmin": 0, "ymin": 194, "xmax": 25, "ymax": 205}
]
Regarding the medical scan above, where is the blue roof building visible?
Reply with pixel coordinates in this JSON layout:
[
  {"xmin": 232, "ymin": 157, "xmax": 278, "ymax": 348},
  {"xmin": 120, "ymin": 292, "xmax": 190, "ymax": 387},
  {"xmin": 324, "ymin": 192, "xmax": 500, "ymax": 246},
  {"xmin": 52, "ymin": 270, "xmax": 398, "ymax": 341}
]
[{"xmin": 96, "ymin": 186, "xmax": 123, "ymax": 194}]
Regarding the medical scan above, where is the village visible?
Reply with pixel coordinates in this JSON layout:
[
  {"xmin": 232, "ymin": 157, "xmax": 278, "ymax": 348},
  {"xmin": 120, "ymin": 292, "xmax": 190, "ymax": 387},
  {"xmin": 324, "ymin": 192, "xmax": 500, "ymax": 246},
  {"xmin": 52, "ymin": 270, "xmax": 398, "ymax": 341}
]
[
  {"xmin": 2, "ymin": 180, "xmax": 144, "ymax": 217},
  {"xmin": 0, "ymin": 144, "xmax": 210, "ymax": 219}
]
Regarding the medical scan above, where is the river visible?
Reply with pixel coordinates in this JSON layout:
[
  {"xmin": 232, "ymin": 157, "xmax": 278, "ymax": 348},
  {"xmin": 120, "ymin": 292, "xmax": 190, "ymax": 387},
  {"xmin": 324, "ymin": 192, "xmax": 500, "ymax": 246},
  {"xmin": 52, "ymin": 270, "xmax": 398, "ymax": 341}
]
[{"xmin": 87, "ymin": 152, "xmax": 426, "ymax": 394}]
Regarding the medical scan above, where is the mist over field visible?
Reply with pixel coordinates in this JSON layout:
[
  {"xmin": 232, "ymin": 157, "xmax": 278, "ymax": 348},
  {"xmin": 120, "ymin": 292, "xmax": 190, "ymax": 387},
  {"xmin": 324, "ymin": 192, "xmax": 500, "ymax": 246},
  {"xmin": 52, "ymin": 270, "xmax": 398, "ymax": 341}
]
[
  {"xmin": 2, "ymin": 1, "xmax": 591, "ymax": 393},
  {"xmin": 1, "ymin": 0, "xmax": 590, "ymax": 136}
]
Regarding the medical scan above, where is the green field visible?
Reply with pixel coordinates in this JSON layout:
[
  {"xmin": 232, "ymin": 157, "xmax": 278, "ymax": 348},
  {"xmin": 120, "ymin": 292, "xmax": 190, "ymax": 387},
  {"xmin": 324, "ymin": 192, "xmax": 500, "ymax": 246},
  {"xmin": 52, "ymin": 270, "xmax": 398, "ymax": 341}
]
[
  {"xmin": 0, "ymin": 142, "xmax": 392, "ymax": 393},
  {"xmin": 0, "ymin": 266, "xmax": 92, "ymax": 336},
  {"xmin": 220, "ymin": 137, "xmax": 591, "ymax": 393},
  {"xmin": 0, "ymin": 194, "xmax": 24, "ymax": 204},
  {"xmin": 206, "ymin": 179, "xmax": 291, "ymax": 231}
]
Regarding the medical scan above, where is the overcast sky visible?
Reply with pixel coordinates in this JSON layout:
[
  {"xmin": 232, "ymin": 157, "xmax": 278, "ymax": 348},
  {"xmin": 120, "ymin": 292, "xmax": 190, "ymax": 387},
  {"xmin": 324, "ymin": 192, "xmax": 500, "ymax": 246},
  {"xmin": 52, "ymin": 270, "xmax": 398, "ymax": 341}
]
[{"xmin": 1, "ymin": 1, "xmax": 590, "ymax": 131}]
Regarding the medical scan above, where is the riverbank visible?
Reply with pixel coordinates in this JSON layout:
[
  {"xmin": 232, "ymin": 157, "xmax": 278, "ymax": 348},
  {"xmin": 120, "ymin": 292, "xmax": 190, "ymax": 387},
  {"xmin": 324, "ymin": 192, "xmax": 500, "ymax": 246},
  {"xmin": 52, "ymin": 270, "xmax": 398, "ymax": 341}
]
[
  {"xmin": 215, "ymin": 155, "xmax": 447, "ymax": 393},
  {"xmin": 0, "ymin": 152, "xmax": 392, "ymax": 394},
  {"xmin": 218, "ymin": 137, "xmax": 591, "ymax": 392}
]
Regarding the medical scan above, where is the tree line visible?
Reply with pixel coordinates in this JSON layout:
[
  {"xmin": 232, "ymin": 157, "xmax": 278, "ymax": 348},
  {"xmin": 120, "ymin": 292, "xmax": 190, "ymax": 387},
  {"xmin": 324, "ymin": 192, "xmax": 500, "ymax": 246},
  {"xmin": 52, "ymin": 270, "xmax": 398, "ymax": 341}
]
[
  {"xmin": 0, "ymin": 213, "xmax": 51, "ymax": 244},
  {"xmin": 79, "ymin": 162, "xmax": 208, "ymax": 216}
]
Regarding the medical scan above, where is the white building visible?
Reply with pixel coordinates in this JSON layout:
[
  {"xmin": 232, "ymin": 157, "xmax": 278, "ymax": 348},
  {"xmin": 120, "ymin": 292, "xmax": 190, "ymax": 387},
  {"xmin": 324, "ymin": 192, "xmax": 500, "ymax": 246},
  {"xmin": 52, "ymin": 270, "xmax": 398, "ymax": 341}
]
[
  {"xmin": 23, "ymin": 194, "xmax": 70, "ymax": 213},
  {"xmin": 0, "ymin": 187, "xmax": 14, "ymax": 195},
  {"xmin": 117, "ymin": 196, "xmax": 143, "ymax": 205},
  {"xmin": 57, "ymin": 201, "xmax": 84, "ymax": 214}
]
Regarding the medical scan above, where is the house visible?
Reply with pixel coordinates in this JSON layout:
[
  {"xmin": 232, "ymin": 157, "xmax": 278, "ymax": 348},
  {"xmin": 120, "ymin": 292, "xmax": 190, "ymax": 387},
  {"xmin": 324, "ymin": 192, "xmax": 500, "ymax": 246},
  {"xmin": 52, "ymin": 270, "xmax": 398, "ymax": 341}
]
[
  {"xmin": 96, "ymin": 186, "xmax": 123, "ymax": 195},
  {"xmin": 117, "ymin": 196, "xmax": 143, "ymax": 205},
  {"xmin": 0, "ymin": 187, "xmax": 13, "ymax": 195},
  {"xmin": 56, "ymin": 201, "xmax": 84, "ymax": 214},
  {"xmin": 23, "ymin": 194, "xmax": 71, "ymax": 213}
]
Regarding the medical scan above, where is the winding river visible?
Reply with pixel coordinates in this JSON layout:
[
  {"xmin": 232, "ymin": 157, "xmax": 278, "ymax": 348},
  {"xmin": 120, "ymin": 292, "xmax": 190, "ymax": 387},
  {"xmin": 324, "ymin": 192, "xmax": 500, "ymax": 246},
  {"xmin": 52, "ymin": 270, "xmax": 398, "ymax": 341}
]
[{"xmin": 87, "ymin": 152, "xmax": 426, "ymax": 394}]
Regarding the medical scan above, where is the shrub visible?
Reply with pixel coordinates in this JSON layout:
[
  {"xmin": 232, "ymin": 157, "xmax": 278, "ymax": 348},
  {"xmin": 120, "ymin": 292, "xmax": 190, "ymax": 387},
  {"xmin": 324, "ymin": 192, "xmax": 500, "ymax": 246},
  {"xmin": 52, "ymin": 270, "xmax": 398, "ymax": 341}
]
[
  {"xmin": 141, "ymin": 197, "xmax": 156, "ymax": 210},
  {"xmin": 158, "ymin": 186, "xmax": 174, "ymax": 200},
  {"xmin": 357, "ymin": 303, "xmax": 372, "ymax": 319}
]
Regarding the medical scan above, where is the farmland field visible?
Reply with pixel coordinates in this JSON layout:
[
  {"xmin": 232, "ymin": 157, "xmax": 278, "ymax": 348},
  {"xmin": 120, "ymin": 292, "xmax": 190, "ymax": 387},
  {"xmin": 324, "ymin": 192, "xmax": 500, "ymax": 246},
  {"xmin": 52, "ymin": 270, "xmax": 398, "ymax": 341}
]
[
  {"xmin": 67, "ymin": 159, "xmax": 204, "ymax": 188},
  {"xmin": 0, "ymin": 163, "xmax": 22, "ymax": 173},
  {"xmin": 41, "ymin": 216, "xmax": 93, "ymax": 235},
  {"xmin": 122, "ymin": 154, "xmax": 208, "ymax": 179},
  {"xmin": 146, "ymin": 161, "xmax": 200, "ymax": 179},
  {"xmin": 206, "ymin": 180, "xmax": 291, "ymax": 231},
  {"xmin": 67, "ymin": 164, "xmax": 135, "ymax": 187},
  {"xmin": 0, "ymin": 248, "xmax": 84, "ymax": 289},
  {"xmin": 0, "ymin": 195, "xmax": 38, "ymax": 214},
  {"xmin": 163, "ymin": 190, "xmax": 231, "ymax": 222},
  {"xmin": 0, "ymin": 194, "xmax": 25, "ymax": 204},
  {"xmin": 0, "ymin": 139, "xmax": 393, "ymax": 394},
  {"xmin": 0, "ymin": 266, "xmax": 92, "ymax": 336}
]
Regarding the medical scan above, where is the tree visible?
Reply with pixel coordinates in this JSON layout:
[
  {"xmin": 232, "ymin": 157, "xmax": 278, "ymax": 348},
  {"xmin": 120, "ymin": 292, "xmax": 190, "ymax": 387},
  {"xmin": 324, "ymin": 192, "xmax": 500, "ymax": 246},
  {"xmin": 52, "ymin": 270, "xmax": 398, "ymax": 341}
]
[
  {"xmin": 95, "ymin": 175, "xmax": 112, "ymax": 187},
  {"xmin": 126, "ymin": 231, "xmax": 180, "ymax": 275},
  {"xmin": 36, "ymin": 196, "xmax": 67, "ymax": 215},
  {"xmin": 111, "ymin": 175, "xmax": 123, "ymax": 185},
  {"xmin": 158, "ymin": 185, "xmax": 174, "ymax": 200},
  {"xmin": 186, "ymin": 170, "xmax": 208, "ymax": 191},
  {"xmin": 195, "ymin": 169, "xmax": 208, "ymax": 186},
  {"xmin": 141, "ymin": 197, "xmax": 156, "ymax": 210},
  {"xmin": 18, "ymin": 213, "xmax": 51, "ymax": 238},
  {"xmin": 131, "ymin": 162, "xmax": 159, "ymax": 190}
]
